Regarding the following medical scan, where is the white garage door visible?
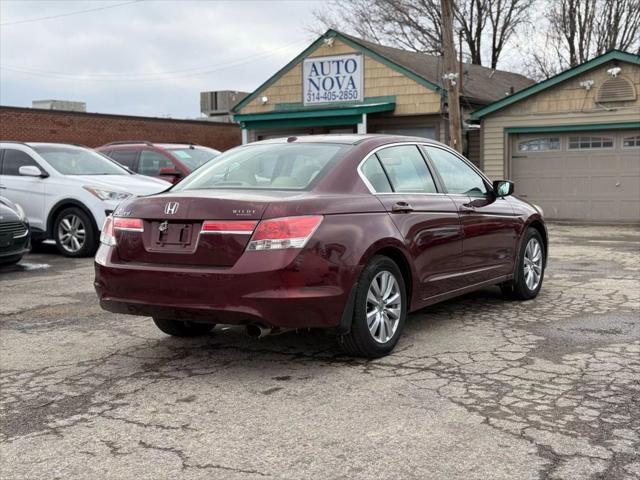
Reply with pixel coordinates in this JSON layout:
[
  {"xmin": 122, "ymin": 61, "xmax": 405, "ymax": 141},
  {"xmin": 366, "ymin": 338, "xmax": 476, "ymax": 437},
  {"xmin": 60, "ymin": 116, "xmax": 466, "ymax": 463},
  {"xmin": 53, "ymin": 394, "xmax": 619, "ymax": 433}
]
[{"xmin": 511, "ymin": 130, "xmax": 640, "ymax": 222}]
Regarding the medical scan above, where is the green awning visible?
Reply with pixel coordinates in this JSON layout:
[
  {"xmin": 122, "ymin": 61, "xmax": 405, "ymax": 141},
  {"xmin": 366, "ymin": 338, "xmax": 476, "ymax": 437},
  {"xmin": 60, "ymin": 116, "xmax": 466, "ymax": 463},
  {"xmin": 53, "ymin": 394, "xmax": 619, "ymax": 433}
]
[{"xmin": 235, "ymin": 99, "xmax": 395, "ymax": 131}]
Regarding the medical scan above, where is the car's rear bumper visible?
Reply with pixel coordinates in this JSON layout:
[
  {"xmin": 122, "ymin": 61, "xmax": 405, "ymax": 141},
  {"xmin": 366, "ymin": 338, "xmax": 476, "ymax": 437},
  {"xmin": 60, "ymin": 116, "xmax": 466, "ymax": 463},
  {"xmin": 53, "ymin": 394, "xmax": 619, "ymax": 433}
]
[{"xmin": 94, "ymin": 244, "xmax": 359, "ymax": 328}]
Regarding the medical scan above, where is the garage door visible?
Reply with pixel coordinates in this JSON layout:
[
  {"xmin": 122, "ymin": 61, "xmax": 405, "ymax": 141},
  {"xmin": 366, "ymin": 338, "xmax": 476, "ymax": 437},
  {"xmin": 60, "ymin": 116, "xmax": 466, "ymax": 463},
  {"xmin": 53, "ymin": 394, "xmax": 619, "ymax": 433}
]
[{"xmin": 510, "ymin": 130, "xmax": 640, "ymax": 222}]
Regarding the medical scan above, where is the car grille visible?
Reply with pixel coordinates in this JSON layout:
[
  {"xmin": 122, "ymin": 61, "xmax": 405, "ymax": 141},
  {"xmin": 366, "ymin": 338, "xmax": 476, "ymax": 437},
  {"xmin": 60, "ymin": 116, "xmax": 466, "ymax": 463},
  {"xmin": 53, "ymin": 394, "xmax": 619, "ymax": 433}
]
[{"xmin": 0, "ymin": 221, "xmax": 28, "ymax": 238}]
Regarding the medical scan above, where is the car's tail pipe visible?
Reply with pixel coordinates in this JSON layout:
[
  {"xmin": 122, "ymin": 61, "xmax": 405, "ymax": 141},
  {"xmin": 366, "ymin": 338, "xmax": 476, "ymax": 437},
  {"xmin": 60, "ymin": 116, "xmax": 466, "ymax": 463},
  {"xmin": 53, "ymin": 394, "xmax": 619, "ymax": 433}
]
[{"xmin": 245, "ymin": 324, "xmax": 292, "ymax": 338}]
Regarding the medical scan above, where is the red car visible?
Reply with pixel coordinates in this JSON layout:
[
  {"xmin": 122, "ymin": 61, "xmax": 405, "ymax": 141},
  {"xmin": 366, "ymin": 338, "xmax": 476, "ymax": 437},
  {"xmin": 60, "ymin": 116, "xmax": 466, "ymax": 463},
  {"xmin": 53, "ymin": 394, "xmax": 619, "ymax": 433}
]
[
  {"xmin": 96, "ymin": 142, "xmax": 221, "ymax": 184},
  {"xmin": 94, "ymin": 135, "xmax": 547, "ymax": 358}
]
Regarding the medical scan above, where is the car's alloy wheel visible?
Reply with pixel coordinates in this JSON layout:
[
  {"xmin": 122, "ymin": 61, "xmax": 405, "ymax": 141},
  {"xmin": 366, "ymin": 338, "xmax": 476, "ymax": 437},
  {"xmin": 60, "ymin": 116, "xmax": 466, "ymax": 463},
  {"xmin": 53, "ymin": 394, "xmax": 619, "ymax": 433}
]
[
  {"xmin": 340, "ymin": 255, "xmax": 407, "ymax": 358},
  {"xmin": 501, "ymin": 227, "xmax": 545, "ymax": 300},
  {"xmin": 523, "ymin": 237, "xmax": 543, "ymax": 291},
  {"xmin": 53, "ymin": 207, "xmax": 97, "ymax": 257},
  {"xmin": 57, "ymin": 213, "xmax": 86, "ymax": 254},
  {"xmin": 366, "ymin": 271, "xmax": 402, "ymax": 343}
]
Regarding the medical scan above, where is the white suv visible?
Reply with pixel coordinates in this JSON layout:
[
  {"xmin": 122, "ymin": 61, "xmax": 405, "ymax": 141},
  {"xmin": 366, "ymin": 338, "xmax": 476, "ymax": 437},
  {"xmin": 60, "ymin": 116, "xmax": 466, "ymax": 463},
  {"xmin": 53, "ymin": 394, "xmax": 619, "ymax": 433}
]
[{"xmin": 0, "ymin": 142, "xmax": 168, "ymax": 257}]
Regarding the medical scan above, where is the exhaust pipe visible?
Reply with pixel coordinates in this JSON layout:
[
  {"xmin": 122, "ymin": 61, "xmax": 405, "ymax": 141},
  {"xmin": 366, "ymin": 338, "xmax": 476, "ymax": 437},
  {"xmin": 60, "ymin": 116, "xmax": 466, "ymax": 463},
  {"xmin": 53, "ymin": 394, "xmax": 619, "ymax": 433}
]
[
  {"xmin": 245, "ymin": 324, "xmax": 293, "ymax": 338},
  {"xmin": 246, "ymin": 324, "xmax": 272, "ymax": 338}
]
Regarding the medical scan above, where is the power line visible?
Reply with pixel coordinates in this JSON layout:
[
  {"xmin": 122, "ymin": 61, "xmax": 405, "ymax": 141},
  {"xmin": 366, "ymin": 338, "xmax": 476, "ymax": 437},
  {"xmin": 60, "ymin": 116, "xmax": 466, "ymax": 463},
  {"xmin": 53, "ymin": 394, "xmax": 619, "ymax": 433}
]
[
  {"xmin": 0, "ymin": 40, "xmax": 307, "ymax": 82},
  {"xmin": 0, "ymin": 0, "xmax": 143, "ymax": 27},
  {"xmin": 0, "ymin": 40, "xmax": 305, "ymax": 79}
]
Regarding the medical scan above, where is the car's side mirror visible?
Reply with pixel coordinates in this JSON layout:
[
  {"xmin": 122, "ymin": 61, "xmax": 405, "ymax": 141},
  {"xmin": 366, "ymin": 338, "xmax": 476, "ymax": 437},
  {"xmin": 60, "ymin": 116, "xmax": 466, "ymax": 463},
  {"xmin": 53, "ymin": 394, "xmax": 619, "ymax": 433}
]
[
  {"xmin": 18, "ymin": 165, "xmax": 47, "ymax": 178},
  {"xmin": 493, "ymin": 180, "xmax": 514, "ymax": 197}
]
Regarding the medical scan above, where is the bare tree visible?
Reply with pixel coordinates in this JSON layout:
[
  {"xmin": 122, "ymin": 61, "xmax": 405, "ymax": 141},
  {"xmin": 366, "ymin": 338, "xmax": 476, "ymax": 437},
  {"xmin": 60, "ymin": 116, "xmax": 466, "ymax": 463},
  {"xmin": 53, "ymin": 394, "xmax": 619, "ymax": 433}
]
[
  {"xmin": 527, "ymin": 0, "xmax": 640, "ymax": 79},
  {"xmin": 310, "ymin": 0, "xmax": 534, "ymax": 68}
]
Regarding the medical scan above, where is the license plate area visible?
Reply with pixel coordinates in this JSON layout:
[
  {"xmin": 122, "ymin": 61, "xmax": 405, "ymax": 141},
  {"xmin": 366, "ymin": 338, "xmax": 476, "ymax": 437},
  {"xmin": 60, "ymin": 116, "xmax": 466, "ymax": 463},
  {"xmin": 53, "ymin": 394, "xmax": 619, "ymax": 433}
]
[{"xmin": 149, "ymin": 221, "xmax": 195, "ymax": 251}]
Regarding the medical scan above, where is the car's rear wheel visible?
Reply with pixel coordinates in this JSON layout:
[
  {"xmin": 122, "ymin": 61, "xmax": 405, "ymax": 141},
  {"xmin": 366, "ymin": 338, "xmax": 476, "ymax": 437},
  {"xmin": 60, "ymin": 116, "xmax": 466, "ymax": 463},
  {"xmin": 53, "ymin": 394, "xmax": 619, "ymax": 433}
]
[
  {"xmin": 501, "ymin": 227, "xmax": 545, "ymax": 300},
  {"xmin": 340, "ymin": 255, "xmax": 407, "ymax": 358},
  {"xmin": 152, "ymin": 318, "xmax": 215, "ymax": 337},
  {"xmin": 54, "ymin": 207, "xmax": 97, "ymax": 257}
]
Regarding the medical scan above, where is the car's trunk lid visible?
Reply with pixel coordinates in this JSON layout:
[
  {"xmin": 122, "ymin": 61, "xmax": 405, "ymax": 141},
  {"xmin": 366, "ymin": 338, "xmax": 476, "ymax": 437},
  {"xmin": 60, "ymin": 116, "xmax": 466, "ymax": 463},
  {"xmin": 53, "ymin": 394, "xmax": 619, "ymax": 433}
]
[{"xmin": 114, "ymin": 191, "xmax": 274, "ymax": 267}]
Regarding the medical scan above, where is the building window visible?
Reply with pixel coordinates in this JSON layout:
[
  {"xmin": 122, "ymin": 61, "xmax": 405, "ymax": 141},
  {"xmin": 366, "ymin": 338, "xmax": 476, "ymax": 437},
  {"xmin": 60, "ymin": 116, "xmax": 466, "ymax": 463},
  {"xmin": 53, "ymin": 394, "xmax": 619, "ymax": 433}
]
[
  {"xmin": 568, "ymin": 136, "xmax": 614, "ymax": 149},
  {"xmin": 622, "ymin": 135, "xmax": 640, "ymax": 148},
  {"xmin": 517, "ymin": 137, "xmax": 560, "ymax": 152}
]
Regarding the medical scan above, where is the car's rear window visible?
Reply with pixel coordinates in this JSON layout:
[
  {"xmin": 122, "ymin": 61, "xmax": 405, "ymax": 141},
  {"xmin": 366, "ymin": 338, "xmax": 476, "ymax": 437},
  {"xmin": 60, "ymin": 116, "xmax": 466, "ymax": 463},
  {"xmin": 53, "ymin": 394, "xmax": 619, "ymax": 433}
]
[{"xmin": 173, "ymin": 143, "xmax": 348, "ymax": 191}]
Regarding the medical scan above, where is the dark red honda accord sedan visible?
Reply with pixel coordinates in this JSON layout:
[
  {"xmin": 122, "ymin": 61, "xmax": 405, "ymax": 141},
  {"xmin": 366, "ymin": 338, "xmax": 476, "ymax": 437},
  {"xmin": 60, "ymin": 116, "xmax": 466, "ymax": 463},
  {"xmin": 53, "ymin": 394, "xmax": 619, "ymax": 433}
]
[{"xmin": 95, "ymin": 135, "xmax": 547, "ymax": 357}]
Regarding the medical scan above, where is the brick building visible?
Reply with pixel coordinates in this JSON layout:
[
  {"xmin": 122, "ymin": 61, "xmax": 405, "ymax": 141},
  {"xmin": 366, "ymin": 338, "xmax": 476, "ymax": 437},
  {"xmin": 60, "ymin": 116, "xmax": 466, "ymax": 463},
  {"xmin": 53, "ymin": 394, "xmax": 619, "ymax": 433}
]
[{"xmin": 0, "ymin": 106, "xmax": 241, "ymax": 151}]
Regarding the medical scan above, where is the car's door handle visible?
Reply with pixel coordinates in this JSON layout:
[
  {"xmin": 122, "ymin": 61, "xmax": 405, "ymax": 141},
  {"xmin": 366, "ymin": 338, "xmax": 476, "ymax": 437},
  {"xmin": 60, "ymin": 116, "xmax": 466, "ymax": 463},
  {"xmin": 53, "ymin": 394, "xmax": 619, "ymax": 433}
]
[
  {"xmin": 391, "ymin": 201, "xmax": 414, "ymax": 213},
  {"xmin": 0, "ymin": 185, "xmax": 6, "ymax": 189},
  {"xmin": 459, "ymin": 205, "xmax": 475, "ymax": 213}
]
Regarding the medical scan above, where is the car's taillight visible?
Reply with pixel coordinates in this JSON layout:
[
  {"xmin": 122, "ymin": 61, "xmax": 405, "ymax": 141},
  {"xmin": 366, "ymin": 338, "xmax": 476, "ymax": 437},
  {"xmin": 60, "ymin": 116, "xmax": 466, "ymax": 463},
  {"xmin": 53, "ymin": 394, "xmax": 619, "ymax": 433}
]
[
  {"xmin": 100, "ymin": 216, "xmax": 116, "ymax": 246},
  {"xmin": 247, "ymin": 215, "xmax": 322, "ymax": 251},
  {"xmin": 101, "ymin": 217, "xmax": 143, "ymax": 247},
  {"xmin": 113, "ymin": 218, "xmax": 144, "ymax": 232},
  {"xmin": 201, "ymin": 220, "xmax": 257, "ymax": 234}
]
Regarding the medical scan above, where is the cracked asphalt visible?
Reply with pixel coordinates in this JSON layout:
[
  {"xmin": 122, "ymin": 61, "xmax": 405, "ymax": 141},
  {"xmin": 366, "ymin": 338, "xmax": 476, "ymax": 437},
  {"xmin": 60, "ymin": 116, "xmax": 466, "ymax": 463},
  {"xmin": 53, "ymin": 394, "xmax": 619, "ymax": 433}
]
[{"xmin": 1, "ymin": 224, "xmax": 639, "ymax": 480}]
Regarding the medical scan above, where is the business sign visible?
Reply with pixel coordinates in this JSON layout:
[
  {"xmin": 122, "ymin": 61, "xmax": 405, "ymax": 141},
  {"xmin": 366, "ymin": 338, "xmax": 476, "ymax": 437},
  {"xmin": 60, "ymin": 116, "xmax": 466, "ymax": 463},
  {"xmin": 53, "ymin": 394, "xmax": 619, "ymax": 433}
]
[{"xmin": 303, "ymin": 54, "xmax": 363, "ymax": 105}]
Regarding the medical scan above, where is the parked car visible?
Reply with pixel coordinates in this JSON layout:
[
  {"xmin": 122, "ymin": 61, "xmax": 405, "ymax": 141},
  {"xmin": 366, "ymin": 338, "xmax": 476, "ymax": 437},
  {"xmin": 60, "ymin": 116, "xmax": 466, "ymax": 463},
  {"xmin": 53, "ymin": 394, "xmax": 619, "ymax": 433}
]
[
  {"xmin": 96, "ymin": 141, "xmax": 221, "ymax": 184},
  {"xmin": 94, "ymin": 135, "xmax": 547, "ymax": 358},
  {"xmin": 0, "ymin": 142, "xmax": 169, "ymax": 257},
  {"xmin": 0, "ymin": 196, "xmax": 30, "ymax": 266}
]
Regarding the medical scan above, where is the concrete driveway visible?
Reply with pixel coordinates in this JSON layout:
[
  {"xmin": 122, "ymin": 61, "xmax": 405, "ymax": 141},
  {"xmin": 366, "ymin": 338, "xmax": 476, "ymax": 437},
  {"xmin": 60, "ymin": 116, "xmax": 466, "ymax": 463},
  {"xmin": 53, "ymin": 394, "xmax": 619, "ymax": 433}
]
[{"xmin": 1, "ymin": 224, "xmax": 638, "ymax": 480}]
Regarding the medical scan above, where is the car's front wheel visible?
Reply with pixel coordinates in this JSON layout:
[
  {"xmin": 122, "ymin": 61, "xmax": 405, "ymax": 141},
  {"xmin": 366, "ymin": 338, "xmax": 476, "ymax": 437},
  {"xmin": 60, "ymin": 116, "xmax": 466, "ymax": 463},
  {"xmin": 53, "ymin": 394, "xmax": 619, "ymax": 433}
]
[
  {"xmin": 340, "ymin": 255, "xmax": 407, "ymax": 358},
  {"xmin": 501, "ymin": 227, "xmax": 545, "ymax": 300},
  {"xmin": 152, "ymin": 318, "xmax": 215, "ymax": 337},
  {"xmin": 53, "ymin": 207, "xmax": 97, "ymax": 257}
]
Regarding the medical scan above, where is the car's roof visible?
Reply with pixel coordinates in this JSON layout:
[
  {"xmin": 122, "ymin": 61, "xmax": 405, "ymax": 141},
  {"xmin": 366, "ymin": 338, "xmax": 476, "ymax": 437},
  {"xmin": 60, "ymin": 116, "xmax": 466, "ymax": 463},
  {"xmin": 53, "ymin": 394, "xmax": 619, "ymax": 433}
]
[
  {"xmin": 252, "ymin": 134, "xmax": 446, "ymax": 147},
  {"xmin": 0, "ymin": 141, "xmax": 85, "ymax": 148},
  {"xmin": 154, "ymin": 143, "xmax": 217, "ymax": 150},
  {"xmin": 25, "ymin": 142, "xmax": 88, "ymax": 149}
]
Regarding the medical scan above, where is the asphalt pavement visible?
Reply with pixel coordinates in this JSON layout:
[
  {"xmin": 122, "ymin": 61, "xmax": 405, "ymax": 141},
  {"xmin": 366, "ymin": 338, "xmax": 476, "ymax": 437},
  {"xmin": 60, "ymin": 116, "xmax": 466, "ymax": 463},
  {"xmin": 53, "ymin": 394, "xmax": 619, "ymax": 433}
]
[{"xmin": 0, "ymin": 224, "xmax": 638, "ymax": 480}]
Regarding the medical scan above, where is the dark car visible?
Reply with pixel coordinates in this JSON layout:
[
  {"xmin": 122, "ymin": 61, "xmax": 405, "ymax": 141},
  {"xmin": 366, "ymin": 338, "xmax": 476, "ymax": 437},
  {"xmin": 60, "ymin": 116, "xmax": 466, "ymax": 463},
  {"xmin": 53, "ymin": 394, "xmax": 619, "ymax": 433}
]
[
  {"xmin": 96, "ymin": 142, "xmax": 221, "ymax": 184},
  {"xmin": 94, "ymin": 135, "xmax": 547, "ymax": 358},
  {"xmin": 0, "ymin": 196, "xmax": 30, "ymax": 266}
]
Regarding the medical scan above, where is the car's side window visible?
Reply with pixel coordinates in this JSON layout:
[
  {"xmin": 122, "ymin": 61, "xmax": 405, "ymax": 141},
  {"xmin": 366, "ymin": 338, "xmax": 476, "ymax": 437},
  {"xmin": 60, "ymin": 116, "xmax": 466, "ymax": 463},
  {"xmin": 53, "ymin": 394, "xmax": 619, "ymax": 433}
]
[
  {"xmin": 138, "ymin": 150, "xmax": 174, "ymax": 176},
  {"xmin": 360, "ymin": 156, "xmax": 393, "ymax": 193},
  {"xmin": 376, "ymin": 145, "xmax": 437, "ymax": 193},
  {"xmin": 424, "ymin": 146, "xmax": 488, "ymax": 197},
  {"xmin": 108, "ymin": 150, "xmax": 139, "ymax": 170},
  {"xmin": 1, "ymin": 149, "xmax": 40, "ymax": 176}
]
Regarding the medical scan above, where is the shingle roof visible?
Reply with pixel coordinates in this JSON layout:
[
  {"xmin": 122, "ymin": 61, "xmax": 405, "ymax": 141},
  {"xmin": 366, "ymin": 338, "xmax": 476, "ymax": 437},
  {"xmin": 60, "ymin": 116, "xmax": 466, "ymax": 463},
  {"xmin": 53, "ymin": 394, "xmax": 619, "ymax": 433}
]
[{"xmin": 338, "ymin": 31, "xmax": 535, "ymax": 105}]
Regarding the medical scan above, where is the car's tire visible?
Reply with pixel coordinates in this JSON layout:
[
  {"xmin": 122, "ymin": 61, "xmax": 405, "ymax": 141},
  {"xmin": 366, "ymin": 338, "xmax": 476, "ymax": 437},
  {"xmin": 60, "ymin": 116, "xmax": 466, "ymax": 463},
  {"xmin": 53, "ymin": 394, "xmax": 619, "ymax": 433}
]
[
  {"xmin": 53, "ymin": 207, "xmax": 97, "ymax": 258},
  {"xmin": 340, "ymin": 255, "xmax": 407, "ymax": 358},
  {"xmin": 501, "ymin": 227, "xmax": 545, "ymax": 300},
  {"xmin": 152, "ymin": 318, "xmax": 215, "ymax": 337}
]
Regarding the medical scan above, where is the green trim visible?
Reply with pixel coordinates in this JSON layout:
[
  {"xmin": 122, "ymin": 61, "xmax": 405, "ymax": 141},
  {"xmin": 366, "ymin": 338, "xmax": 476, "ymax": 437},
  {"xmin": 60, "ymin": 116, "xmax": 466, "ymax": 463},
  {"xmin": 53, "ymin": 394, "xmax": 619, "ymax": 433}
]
[
  {"xmin": 274, "ymin": 95, "xmax": 396, "ymax": 111},
  {"xmin": 232, "ymin": 29, "xmax": 442, "ymax": 114},
  {"xmin": 241, "ymin": 114, "xmax": 362, "ymax": 130},
  {"xmin": 471, "ymin": 50, "xmax": 640, "ymax": 119},
  {"xmin": 505, "ymin": 121, "xmax": 640, "ymax": 134},
  {"xmin": 234, "ymin": 101, "xmax": 395, "ymax": 122}
]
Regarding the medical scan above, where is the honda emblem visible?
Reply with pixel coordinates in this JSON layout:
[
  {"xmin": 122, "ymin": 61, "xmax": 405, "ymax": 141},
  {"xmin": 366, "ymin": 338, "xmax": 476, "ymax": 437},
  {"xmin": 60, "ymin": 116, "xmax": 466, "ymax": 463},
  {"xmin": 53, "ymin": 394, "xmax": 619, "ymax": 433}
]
[{"xmin": 164, "ymin": 202, "xmax": 179, "ymax": 215}]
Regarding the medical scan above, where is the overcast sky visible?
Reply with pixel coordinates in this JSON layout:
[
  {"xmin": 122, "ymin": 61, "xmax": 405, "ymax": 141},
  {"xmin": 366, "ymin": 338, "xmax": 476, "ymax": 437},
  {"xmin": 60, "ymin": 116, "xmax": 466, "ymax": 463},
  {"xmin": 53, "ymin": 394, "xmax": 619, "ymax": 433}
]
[{"xmin": 0, "ymin": 0, "xmax": 324, "ymax": 118}]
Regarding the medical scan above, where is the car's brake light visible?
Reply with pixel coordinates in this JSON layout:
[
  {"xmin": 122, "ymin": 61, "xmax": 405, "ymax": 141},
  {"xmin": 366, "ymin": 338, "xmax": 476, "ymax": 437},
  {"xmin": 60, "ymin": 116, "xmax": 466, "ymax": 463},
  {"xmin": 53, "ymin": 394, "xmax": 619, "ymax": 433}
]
[
  {"xmin": 113, "ymin": 217, "xmax": 144, "ymax": 232},
  {"xmin": 100, "ymin": 216, "xmax": 116, "ymax": 246},
  {"xmin": 247, "ymin": 215, "xmax": 322, "ymax": 251},
  {"xmin": 201, "ymin": 220, "xmax": 257, "ymax": 234}
]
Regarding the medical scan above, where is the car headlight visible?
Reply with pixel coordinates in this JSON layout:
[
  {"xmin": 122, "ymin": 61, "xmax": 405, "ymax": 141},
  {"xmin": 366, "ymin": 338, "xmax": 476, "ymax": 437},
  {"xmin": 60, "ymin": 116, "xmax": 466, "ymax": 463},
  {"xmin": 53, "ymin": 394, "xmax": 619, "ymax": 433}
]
[
  {"xmin": 84, "ymin": 186, "xmax": 132, "ymax": 201},
  {"xmin": 14, "ymin": 203, "xmax": 27, "ymax": 222}
]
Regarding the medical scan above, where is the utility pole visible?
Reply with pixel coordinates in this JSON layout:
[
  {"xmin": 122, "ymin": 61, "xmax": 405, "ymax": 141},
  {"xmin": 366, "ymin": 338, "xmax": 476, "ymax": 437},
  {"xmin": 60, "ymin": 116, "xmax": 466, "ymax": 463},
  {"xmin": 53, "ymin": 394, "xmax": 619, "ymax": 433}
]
[{"xmin": 440, "ymin": 0, "xmax": 462, "ymax": 153}]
